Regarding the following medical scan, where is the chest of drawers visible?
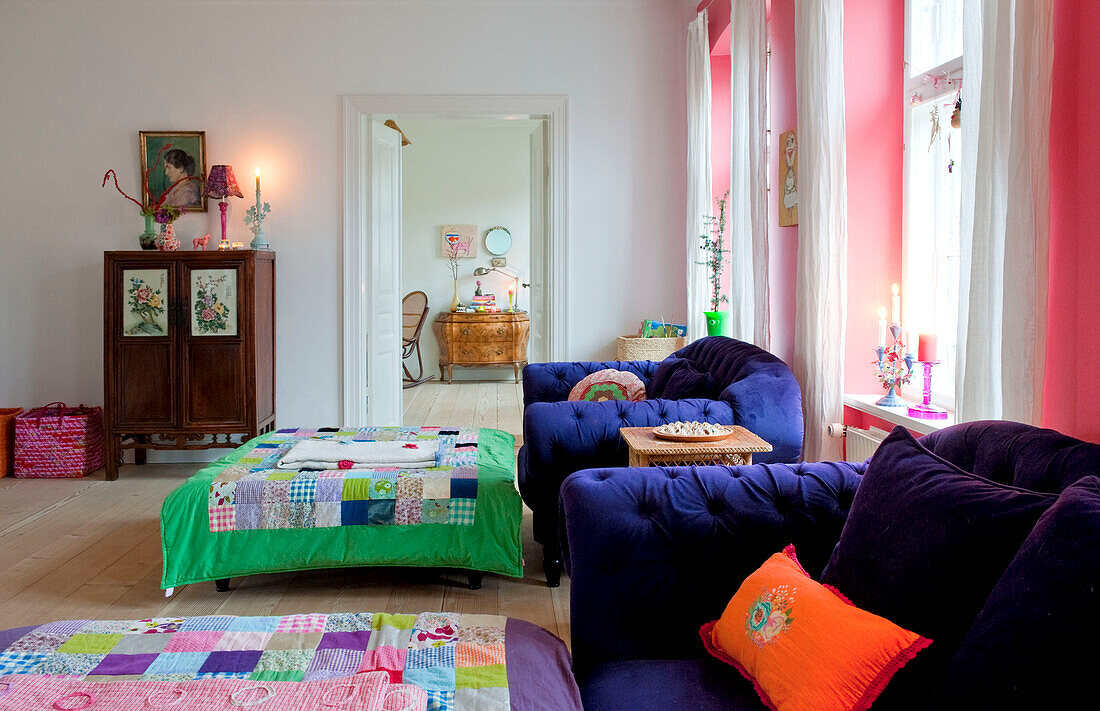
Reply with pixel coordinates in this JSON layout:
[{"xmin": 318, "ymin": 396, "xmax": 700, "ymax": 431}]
[{"xmin": 432, "ymin": 311, "xmax": 530, "ymax": 383}]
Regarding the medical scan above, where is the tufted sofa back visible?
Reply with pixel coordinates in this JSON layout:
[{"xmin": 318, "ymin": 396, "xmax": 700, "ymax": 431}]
[
  {"xmin": 919, "ymin": 420, "xmax": 1100, "ymax": 494},
  {"xmin": 562, "ymin": 460, "xmax": 865, "ymax": 672},
  {"xmin": 522, "ymin": 360, "xmax": 659, "ymax": 406},
  {"xmin": 674, "ymin": 336, "xmax": 789, "ymax": 389}
]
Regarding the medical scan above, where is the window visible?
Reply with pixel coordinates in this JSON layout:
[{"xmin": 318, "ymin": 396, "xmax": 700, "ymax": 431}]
[{"xmin": 903, "ymin": 0, "xmax": 963, "ymax": 406}]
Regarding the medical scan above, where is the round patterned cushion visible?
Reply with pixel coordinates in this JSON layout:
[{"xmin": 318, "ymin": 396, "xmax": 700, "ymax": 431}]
[{"xmin": 567, "ymin": 369, "xmax": 647, "ymax": 402}]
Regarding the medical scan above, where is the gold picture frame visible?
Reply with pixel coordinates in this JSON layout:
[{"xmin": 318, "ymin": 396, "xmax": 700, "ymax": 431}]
[{"xmin": 139, "ymin": 130, "xmax": 207, "ymax": 212}]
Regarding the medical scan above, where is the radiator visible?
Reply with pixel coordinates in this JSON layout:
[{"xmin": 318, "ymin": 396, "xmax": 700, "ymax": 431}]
[{"xmin": 844, "ymin": 426, "xmax": 890, "ymax": 462}]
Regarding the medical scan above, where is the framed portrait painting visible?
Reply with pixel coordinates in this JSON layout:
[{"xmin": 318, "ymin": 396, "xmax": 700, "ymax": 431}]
[
  {"xmin": 778, "ymin": 128, "xmax": 798, "ymax": 227},
  {"xmin": 139, "ymin": 131, "xmax": 207, "ymax": 212}
]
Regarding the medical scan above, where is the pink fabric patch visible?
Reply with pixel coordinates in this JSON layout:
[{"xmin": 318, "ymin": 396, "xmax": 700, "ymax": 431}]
[
  {"xmin": 275, "ymin": 614, "xmax": 328, "ymax": 634},
  {"xmin": 359, "ymin": 646, "xmax": 407, "ymax": 684},
  {"xmin": 162, "ymin": 630, "xmax": 224, "ymax": 653}
]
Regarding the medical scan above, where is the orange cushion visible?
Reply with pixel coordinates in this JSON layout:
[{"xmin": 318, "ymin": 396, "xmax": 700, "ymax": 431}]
[{"xmin": 700, "ymin": 545, "xmax": 931, "ymax": 711}]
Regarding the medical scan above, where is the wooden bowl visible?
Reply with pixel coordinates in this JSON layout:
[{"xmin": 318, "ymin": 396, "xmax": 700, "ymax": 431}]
[{"xmin": 652, "ymin": 427, "xmax": 735, "ymax": 442}]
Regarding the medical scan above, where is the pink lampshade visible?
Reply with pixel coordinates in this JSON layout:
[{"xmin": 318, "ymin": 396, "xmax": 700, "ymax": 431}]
[{"xmin": 204, "ymin": 165, "xmax": 244, "ymax": 199}]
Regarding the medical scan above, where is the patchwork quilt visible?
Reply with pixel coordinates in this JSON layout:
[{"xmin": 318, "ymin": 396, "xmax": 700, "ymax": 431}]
[
  {"xmin": 0, "ymin": 613, "xmax": 509, "ymax": 711},
  {"xmin": 209, "ymin": 427, "xmax": 481, "ymax": 532},
  {"xmin": 161, "ymin": 428, "xmax": 523, "ymax": 589}
]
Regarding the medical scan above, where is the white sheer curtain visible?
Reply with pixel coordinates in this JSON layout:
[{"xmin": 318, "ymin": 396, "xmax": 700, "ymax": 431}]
[
  {"xmin": 793, "ymin": 0, "xmax": 847, "ymax": 462},
  {"xmin": 686, "ymin": 10, "xmax": 713, "ymax": 343},
  {"xmin": 728, "ymin": 0, "xmax": 770, "ymax": 348},
  {"xmin": 957, "ymin": 0, "xmax": 1052, "ymax": 424}
]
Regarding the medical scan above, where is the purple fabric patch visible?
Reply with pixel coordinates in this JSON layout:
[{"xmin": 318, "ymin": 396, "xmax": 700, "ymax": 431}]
[
  {"xmin": 89, "ymin": 653, "xmax": 158, "ymax": 676},
  {"xmin": 317, "ymin": 631, "xmax": 372, "ymax": 650},
  {"xmin": 504, "ymin": 618, "xmax": 582, "ymax": 711},
  {"xmin": 235, "ymin": 504, "xmax": 262, "ymax": 530},
  {"xmin": 235, "ymin": 480, "xmax": 264, "ymax": 504},
  {"xmin": 303, "ymin": 648, "xmax": 364, "ymax": 681},
  {"xmin": 315, "ymin": 479, "xmax": 343, "ymax": 502},
  {"xmin": 197, "ymin": 650, "xmax": 263, "ymax": 674},
  {"xmin": 36, "ymin": 621, "xmax": 90, "ymax": 636}
]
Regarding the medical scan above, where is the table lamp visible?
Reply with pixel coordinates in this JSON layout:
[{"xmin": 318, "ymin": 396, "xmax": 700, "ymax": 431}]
[
  {"xmin": 473, "ymin": 266, "xmax": 521, "ymax": 311},
  {"xmin": 204, "ymin": 165, "xmax": 244, "ymax": 250}
]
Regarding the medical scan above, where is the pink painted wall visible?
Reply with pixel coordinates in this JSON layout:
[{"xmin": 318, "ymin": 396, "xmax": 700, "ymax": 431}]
[
  {"xmin": 767, "ymin": 0, "xmax": 799, "ymax": 364},
  {"xmin": 1045, "ymin": 0, "xmax": 1100, "ymax": 440},
  {"xmin": 842, "ymin": 0, "xmax": 905, "ymax": 393}
]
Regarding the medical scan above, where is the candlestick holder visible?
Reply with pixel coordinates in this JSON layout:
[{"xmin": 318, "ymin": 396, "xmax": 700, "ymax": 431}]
[
  {"xmin": 908, "ymin": 361, "xmax": 948, "ymax": 419},
  {"xmin": 874, "ymin": 325, "xmax": 915, "ymax": 407},
  {"xmin": 244, "ymin": 188, "xmax": 271, "ymax": 251}
]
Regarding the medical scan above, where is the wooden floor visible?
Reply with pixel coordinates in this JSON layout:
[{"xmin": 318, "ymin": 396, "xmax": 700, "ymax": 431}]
[{"xmin": 0, "ymin": 382, "xmax": 569, "ymax": 645}]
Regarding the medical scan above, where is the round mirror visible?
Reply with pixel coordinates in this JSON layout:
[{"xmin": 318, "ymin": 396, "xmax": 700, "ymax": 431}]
[{"xmin": 484, "ymin": 227, "xmax": 512, "ymax": 256}]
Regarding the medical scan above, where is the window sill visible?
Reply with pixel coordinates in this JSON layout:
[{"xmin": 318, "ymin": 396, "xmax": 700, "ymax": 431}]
[{"xmin": 843, "ymin": 394, "xmax": 956, "ymax": 436}]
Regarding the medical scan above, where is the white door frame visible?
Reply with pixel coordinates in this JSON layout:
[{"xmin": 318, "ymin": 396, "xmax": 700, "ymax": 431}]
[{"xmin": 342, "ymin": 95, "xmax": 569, "ymax": 425}]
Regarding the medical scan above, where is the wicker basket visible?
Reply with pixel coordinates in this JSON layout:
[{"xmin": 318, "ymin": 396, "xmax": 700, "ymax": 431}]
[
  {"xmin": 0, "ymin": 408, "xmax": 21, "ymax": 477},
  {"xmin": 617, "ymin": 335, "xmax": 686, "ymax": 361}
]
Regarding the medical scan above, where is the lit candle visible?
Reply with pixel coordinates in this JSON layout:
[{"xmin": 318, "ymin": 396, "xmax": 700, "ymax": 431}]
[
  {"xmin": 255, "ymin": 167, "xmax": 261, "ymax": 193},
  {"xmin": 878, "ymin": 307, "xmax": 887, "ymax": 348},
  {"xmin": 891, "ymin": 283, "xmax": 901, "ymax": 325}
]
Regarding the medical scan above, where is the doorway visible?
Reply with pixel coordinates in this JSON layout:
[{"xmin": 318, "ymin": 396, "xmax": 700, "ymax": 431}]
[{"xmin": 342, "ymin": 96, "xmax": 568, "ymax": 426}]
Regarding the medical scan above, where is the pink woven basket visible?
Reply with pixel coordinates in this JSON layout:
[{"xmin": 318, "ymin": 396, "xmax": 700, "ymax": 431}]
[{"xmin": 13, "ymin": 402, "xmax": 106, "ymax": 478}]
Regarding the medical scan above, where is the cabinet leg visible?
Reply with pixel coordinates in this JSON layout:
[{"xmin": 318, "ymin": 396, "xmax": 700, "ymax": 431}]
[
  {"xmin": 105, "ymin": 435, "xmax": 121, "ymax": 481},
  {"xmin": 514, "ymin": 364, "xmax": 520, "ymax": 383},
  {"xmin": 447, "ymin": 365, "xmax": 455, "ymax": 383},
  {"xmin": 439, "ymin": 364, "xmax": 446, "ymax": 381},
  {"xmin": 134, "ymin": 435, "xmax": 147, "ymax": 466}
]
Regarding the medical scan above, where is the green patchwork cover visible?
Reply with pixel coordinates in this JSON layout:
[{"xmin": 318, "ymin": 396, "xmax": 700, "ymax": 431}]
[{"xmin": 161, "ymin": 428, "xmax": 522, "ymax": 588}]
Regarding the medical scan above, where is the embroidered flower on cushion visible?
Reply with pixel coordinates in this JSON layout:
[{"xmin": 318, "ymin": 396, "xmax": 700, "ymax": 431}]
[{"xmin": 745, "ymin": 585, "xmax": 796, "ymax": 647}]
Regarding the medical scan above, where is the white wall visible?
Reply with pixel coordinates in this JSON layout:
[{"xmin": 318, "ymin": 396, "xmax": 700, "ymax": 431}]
[
  {"xmin": 0, "ymin": 0, "xmax": 688, "ymax": 437},
  {"xmin": 399, "ymin": 119, "xmax": 534, "ymax": 380}
]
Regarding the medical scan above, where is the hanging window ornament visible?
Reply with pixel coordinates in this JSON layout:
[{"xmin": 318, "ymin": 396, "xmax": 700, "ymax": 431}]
[
  {"xmin": 950, "ymin": 94, "xmax": 962, "ymax": 129},
  {"xmin": 927, "ymin": 104, "xmax": 941, "ymax": 152}
]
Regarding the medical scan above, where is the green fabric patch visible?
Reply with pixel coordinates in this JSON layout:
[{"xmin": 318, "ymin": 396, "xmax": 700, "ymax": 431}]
[
  {"xmin": 58, "ymin": 634, "xmax": 124, "ymax": 654},
  {"xmin": 372, "ymin": 613, "xmax": 418, "ymax": 631},
  {"xmin": 249, "ymin": 669, "xmax": 306, "ymax": 681},
  {"xmin": 456, "ymin": 663, "xmax": 507, "ymax": 689},
  {"xmin": 265, "ymin": 471, "xmax": 296, "ymax": 481},
  {"xmin": 342, "ymin": 479, "xmax": 374, "ymax": 501}
]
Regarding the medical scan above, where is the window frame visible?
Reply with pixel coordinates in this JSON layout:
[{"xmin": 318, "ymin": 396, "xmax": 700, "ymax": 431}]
[{"xmin": 901, "ymin": 0, "xmax": 963, "ymax": 408}]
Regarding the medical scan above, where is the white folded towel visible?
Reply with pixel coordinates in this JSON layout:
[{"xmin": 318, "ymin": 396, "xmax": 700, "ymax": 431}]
[{"xmin": 275, "ymin": 440, "xmax": 440, "ymax": 470}]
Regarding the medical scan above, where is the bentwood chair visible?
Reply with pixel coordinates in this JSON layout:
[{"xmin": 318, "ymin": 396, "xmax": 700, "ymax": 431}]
[{"xmin": 402, "ymin": 290, "xmax": 434, "ymax": 388}]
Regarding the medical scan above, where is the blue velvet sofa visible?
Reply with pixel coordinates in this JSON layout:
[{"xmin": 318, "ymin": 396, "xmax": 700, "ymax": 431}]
[
  {"xmin": 561, "ymin": 421, "xmax": 1100, "ymax": 710},
  {"xmin": 518, "ymin": 337, "xmax": 803, "ymax": 586}
]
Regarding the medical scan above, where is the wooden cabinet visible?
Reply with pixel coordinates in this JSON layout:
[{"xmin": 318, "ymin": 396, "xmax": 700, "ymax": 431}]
[
  {"xmin": 103, "ymin": 251, "xmax": 275, "ymax": 480},
  {"xmin": 432, "ymin": 311, "xmax": 530, "ymax": 383}
]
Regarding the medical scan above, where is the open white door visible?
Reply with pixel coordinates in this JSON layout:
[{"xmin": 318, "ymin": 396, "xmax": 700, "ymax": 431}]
[
  {"xmin": 365, "ymin": 120, "xmax": 403, "ymax": 425},
  {"xmin": 528, "ymin": 120, "xmax": 549, "ymax": 363}
]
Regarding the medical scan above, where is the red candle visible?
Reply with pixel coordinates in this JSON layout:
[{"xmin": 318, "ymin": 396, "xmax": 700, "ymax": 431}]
[{"xmin": 918, "ymin": 332, "xmax": 938, "ymax": 362}]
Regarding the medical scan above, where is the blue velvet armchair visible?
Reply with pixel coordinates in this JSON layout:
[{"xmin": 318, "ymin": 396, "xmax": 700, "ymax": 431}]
[{"xmin": 517, "ymin": 336, "xmax": 803, "ymax": 586}]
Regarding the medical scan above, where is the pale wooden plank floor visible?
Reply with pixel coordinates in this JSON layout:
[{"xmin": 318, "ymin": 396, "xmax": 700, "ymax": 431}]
[{"xmin": 0, "ymin": 382, "xmax": 568, "ymax": 645}]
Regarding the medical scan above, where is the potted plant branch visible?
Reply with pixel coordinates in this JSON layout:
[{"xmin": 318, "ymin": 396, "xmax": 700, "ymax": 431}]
[
  {"xmin": 102, "ymin": 143, "xmax": 201, "ymax": 249},
  {"xmin": 698, "ymin": 190, "xmax": 731, "ymax": 336}
]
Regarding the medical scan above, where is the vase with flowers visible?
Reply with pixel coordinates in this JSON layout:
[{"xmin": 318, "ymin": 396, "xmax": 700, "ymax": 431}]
[
  {"xmin": 102, "ymin": 143, "xmax": 201, "ymax": 250},
  {"xmin": 697, "ymin": 190, "xmax": 731, "ymax": 336},
  {"xmin": 445, "ymin": 238, "xmax": 462, "ymax": 311}
]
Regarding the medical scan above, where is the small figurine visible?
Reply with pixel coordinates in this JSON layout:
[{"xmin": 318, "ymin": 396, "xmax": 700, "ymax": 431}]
[
  {"xmin": 193, "ymin": 233, "xmax": 210, "ymax": 251},
  {"xmin": 474, "ymin": 280, "xmax": 483, "ymax": 297}
]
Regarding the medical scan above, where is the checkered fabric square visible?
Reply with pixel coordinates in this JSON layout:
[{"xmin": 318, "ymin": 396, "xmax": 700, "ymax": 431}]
[
  {"xmin": 448, "ymin": 498, "xmax": 476, "ymax": 526},
  {"xmin": 209, "ymin": 506, "xmax": 235, "ymax": 532},
  {"xmin": 275, "ymin": 615, "xmax": 327, "ymax": 634},
  {"xmin": 0, "ymin": 652, "xmax": 46, "ymax": 673},
  {"xmin": 455, "ymin": 643, "xmax": 505, "ymax": 668},
  {"xmin": 425, "ymin": 688, "xmax": 455, "ymax": 711},
  {"xmin": 289, "ymin": 478, "xmax": 317, "ymax": 503}
]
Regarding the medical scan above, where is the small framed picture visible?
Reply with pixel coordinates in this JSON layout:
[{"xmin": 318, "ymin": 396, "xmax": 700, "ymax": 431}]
[
  {"xmin": 140, "ymin": 131, "xmax": 207, "ymax": 212},
  {"xmin": 441, "ymin": 225, "xmax": 477, "ymax": 258},
  {"xmin": 122, "ymin": 269, "xmax": 169, "ymax": 337},
  {"xmin": 191, "ymin": 268, "xmax": 237, "ymax": 336}
]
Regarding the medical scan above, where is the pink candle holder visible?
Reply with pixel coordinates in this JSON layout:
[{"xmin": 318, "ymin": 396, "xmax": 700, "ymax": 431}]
[{"xmin": 908, "ymin": 361, "xmax": 949, "ymax": 419}]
